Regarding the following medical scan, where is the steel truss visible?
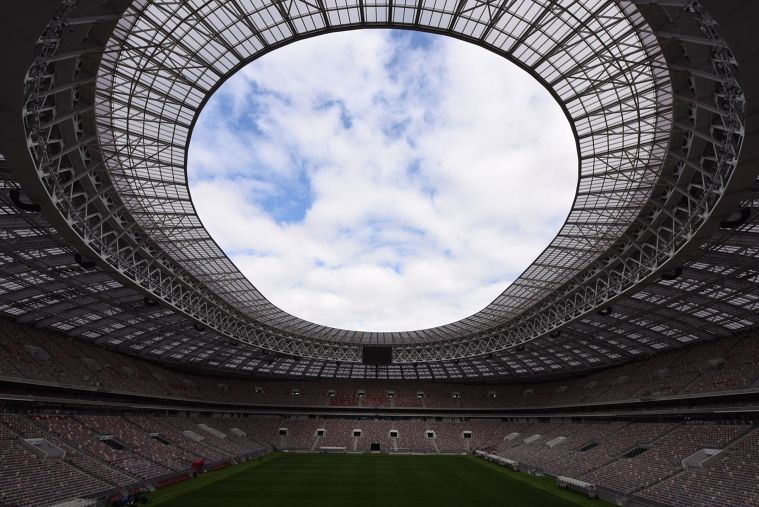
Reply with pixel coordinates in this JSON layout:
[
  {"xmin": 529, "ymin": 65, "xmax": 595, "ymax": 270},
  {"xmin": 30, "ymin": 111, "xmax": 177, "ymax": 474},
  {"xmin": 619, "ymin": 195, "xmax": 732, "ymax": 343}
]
[
  {"xmin": 1, "ymin": 158, "xmax": 759, "ymax": 379},
  {"xmin": 14, "ymin": 0, "xmax": 748, "ymax": 370}
]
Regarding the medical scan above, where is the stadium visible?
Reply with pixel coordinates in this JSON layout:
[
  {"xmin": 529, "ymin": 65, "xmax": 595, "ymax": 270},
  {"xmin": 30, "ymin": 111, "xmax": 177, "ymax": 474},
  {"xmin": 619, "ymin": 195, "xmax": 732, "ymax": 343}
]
[{"xmin": 0, "ymin": 0, "xmax": 757, "ymax": 505}]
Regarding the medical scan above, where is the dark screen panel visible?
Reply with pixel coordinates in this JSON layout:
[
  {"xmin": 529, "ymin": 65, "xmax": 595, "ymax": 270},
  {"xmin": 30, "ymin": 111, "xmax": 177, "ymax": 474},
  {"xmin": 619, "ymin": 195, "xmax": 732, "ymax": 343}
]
[{"xmin": 362, "ymin": 346, "xmax": 392, "ymax": 365}]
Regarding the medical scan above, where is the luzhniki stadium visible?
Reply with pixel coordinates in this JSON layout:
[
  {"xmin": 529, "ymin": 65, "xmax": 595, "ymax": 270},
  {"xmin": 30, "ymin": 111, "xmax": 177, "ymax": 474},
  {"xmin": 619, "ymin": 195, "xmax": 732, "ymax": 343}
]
[{"xmin": 0, "ymin": 1, "xmax": 757, "ymax": 505}]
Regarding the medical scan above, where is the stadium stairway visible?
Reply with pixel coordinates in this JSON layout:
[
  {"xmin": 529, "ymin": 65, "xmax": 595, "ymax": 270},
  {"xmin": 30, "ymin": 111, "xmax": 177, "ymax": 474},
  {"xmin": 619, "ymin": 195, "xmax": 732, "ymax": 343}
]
[{"xmin": 0, "ymin": 414, "xmax": 141, "ymax": 488}]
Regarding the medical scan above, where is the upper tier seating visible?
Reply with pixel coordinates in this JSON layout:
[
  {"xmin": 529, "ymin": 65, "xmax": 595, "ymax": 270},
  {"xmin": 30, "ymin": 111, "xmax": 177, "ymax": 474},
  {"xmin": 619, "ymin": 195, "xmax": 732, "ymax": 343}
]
[{"xmin": 3, "ymin": 318, "xmax": 759, "ymax": 410}]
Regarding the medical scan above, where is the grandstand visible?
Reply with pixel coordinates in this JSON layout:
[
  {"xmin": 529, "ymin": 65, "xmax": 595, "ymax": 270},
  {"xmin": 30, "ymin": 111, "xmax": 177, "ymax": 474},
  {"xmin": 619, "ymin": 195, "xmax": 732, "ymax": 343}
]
[{"xmin": 0, "ymin": 0, "xmax": 758, "ymax": 506}]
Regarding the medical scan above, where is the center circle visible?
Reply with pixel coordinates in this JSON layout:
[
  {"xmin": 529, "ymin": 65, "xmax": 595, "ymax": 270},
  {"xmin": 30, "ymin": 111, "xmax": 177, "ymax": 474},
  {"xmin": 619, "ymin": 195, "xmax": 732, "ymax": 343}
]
[{"xmin": 187, "ymin": 29, "xmax": 576, "ymax": 332}]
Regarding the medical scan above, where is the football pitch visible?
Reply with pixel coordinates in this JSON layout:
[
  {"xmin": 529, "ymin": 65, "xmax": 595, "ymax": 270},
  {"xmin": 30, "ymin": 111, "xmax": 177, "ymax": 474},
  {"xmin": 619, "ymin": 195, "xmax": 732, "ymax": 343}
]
[{"xmin": 152, "ymin": 453, "xmax": 612, "ymax": 506}]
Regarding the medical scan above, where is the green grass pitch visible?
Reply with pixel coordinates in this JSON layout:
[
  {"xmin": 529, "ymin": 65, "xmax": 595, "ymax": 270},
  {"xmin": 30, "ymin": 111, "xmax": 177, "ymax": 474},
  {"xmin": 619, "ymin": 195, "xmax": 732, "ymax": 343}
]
[{"xmin": 151, "ymin": 453, "xmax": 613, "ymax": 507}]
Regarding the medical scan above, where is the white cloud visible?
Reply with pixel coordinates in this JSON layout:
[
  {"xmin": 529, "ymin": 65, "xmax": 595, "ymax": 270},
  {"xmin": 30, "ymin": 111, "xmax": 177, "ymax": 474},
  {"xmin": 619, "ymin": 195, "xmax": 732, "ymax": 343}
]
[{"xmin": 187, "ymin": 29, "xmax": 576, "ymax": 332}]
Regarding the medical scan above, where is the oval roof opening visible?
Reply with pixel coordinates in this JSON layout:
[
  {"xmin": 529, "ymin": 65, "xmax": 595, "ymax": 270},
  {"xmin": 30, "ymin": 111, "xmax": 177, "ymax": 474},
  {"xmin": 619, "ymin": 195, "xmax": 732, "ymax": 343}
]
[{"xmin": 188, "ymin": 29, "xmax": 576, "ymax": 332}]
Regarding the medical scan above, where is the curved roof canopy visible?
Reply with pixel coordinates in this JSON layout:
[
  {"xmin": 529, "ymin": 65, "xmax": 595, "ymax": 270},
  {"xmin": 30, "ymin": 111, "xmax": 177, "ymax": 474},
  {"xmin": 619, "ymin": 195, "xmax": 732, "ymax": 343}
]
[
  {"xmin": 0, "ymin": 0, "xmax": 753, "ymax": 379},
  {"xmin": 96, "ymin": 0, "xmax": 671, "ymax": 348}
]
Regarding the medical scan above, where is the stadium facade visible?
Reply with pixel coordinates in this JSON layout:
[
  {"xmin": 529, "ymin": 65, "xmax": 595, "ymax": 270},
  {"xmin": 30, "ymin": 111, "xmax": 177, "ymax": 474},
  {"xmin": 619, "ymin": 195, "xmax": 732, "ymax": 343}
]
[{"xmin": 0, "ymin": 0, "xmax": 758, "ymax": 506}]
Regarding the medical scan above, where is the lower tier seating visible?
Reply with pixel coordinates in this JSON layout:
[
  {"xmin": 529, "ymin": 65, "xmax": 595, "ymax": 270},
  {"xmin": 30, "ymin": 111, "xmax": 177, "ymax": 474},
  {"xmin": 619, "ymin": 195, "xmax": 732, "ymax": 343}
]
[{"xmin": 0, "ymin": 414, "xmax": 756, "ymax": 507}]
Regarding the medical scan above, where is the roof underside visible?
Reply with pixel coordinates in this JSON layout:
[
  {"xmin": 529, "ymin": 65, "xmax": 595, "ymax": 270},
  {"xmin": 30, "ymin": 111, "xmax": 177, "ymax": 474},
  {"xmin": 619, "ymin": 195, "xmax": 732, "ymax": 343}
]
[{"xmin": 1, "ymin": 158, "xmax": 758, "ymax": 379}]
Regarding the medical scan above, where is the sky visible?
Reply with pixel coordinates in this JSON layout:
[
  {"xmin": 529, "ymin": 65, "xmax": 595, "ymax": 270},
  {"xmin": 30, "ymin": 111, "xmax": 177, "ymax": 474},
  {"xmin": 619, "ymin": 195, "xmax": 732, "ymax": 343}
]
[{"xmin": 187, "ymin": 29, "xmax": 576, "ymax": 332}]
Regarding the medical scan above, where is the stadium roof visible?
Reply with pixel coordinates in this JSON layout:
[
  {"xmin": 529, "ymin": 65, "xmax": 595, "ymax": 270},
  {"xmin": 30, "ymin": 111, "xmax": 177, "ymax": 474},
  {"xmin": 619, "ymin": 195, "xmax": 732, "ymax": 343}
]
[{"xmin": 0, "ymin": 0, "xmax": 757, "ymax": 379}]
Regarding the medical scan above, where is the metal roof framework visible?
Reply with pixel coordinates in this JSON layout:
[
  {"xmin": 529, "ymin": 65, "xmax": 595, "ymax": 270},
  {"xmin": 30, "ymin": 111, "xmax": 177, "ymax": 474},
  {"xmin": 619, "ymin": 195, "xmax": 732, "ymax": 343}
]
[
  {"xmin": 94, "ymin": 0, "xmax": 673, "ymax": 347},
  {"xmin": 0, "ymin": 0, "xmax": 754, "ymax": 379},
  {"xmin": 0, "ymin": 164, "xmax": 758, "ymax": 380}
]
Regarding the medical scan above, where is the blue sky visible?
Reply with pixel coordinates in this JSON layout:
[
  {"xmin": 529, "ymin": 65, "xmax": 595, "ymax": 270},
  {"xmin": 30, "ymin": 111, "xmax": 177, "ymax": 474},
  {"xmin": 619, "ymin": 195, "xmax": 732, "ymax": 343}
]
[{"xmin": 187, "ymin": 29, "xmax": 576, "ymax": 331}]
